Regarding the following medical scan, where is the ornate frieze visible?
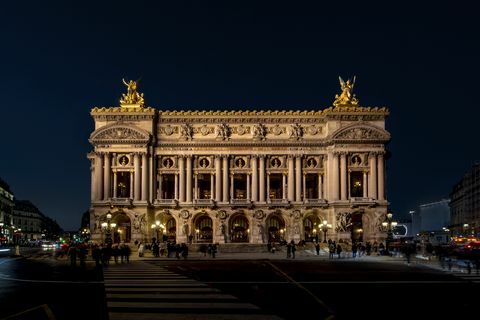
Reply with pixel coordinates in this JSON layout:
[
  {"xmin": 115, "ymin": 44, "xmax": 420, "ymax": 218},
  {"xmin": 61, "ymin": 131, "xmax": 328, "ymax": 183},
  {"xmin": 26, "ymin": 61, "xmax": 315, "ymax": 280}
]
[{"xmin": 89, "ymin": 124, "xmax": 150, "ymax": 146}]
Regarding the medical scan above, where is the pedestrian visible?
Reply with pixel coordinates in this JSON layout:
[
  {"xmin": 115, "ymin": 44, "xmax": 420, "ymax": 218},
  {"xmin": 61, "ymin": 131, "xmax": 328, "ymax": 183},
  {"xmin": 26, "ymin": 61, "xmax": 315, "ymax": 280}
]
[
  {"xmin": 124, "ymin": 243, "xmax": 131, "ymax": 263},
  {"xmin": 447, "ymin": 257, "xmax": 453, "ymax": 271},
  {"xmin": 336, "ymin": 244, "xmax": 342, "ymax": 258},
  {"xmin": 315, "ymin": 242, "xmax": 320, "ymax": 256},
  {"xmin": 211, "ymin": 244, "xmax": 217, "ymax": 258},
  {"xmin": 68, "ymin": 244, "xmax": 77, "ymax": 267},
  {"xmin": 78, "ymin": 243, "xmax": 87, "ymax": 269},
  {"xmin": 181, "ymin": 243, "xmax": 188, "ymax": 259},
  {"xmin": 286, "ymin": 242, "xmax": 291, "ymax": 258},
  {"xmin": 271, "ymin": 243, "xmax": 276, "ymax": 254},
  {"xmin": 352, "ymin": 242, "xmax": 357, "ymax": 258},
  {"xmin": 404, "ymin": 244, "xmax": 412, "ymax": 265},
  {"xmin": 92, "ymin": 245, "xmax": 101, "ymax": 267},
  {"xmin": 290, "ymin": 240, "xmax": 296, "ymax": 259},
  {"xmin": 467, "ymin": 260, "xmax": 472, "ymax": 274},
  {"xmin": 267, "ymin": 242, "xmax": 272, "ymax": 253},
  {"xmin": 329, "ymin": 243, "xmax": 335, "ymax": 259},
  {"xmin": 113, "ymin": 245, "xmax": 120, "ymax": 263},
  {"xmin": 175, "ymin": 244, "xmax": 181, "ymax": 259},
  {"xmin": 200, "ymin": 244, "xmax": 207, "ymax": 257},
  {"xmin": 207, "ymin": 244, "xmax": 212, "ymax": 257},
  {"xmin": 138, "ymin": 242, "xmax": 145, "ymax": 257}
]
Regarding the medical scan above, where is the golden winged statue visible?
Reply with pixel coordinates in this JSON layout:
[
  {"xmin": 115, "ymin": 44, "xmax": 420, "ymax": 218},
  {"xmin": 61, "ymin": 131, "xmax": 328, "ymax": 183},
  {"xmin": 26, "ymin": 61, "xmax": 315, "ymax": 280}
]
[
  {"xmin": 120, "ymin": 78, "xmax": 145, "ymax": 106},
  {"xmin": 333, "ymin": 76, "xmax": 359, "ymax": 107}
]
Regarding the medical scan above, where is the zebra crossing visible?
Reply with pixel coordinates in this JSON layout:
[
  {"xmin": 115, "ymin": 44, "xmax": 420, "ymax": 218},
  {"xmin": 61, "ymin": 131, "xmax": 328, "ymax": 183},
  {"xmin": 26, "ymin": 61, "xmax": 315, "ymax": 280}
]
[
  {"xmin": 448, "ymin": 271, "xmax": 480, "ymax": 283},
  {"xmin": 103, "ymin": 262, "xmax": 283, "ymax": 320}
]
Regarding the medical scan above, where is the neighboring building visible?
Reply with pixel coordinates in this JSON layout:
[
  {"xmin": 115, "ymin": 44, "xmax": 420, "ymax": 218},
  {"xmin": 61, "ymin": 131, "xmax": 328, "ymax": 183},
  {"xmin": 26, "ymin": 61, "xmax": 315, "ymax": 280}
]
[
  {"xmin": 450, "ymin": 163, "xmax": 480, "ymax": 237},
  {"xmin": 88, "ymin": 78, "xmax": 391, "ymax": 245},
  {"xmin": 0, "ymin": 178, "xmax": 14, "ymax": 243},
  {"xmin": 412, "ymin": 199, "xmax": 450, "ymax": 236},
  {"xmin": 12, "ymin": 200, "xmax": 44, "ymax": 241}
]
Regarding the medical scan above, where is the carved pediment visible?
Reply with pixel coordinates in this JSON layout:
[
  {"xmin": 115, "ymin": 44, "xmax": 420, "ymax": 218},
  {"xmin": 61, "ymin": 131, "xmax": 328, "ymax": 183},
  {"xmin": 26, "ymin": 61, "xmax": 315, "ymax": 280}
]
[
  {"xmin": 90, "ymin": 123, "xmax": 150, "ymax": 145},
  {"xmin": 331, "ymin": 123, "xmax": 390, "ymax": 142}
]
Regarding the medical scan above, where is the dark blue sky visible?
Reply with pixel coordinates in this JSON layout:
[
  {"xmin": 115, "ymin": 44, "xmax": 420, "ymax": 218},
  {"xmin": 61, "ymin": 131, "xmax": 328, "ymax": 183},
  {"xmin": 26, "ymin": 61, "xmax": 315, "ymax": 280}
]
[{"xmin": 1, "ymin": 1, "xmax": 478, "ymax": 230}]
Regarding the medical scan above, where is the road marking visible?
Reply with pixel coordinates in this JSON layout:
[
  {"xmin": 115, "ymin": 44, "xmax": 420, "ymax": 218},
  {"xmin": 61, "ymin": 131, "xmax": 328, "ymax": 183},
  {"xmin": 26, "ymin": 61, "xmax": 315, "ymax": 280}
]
[
  {"xmin": 266, "ymin": 261, "xmax": 335, "ymax": 319},
  {"xmin": 0, "ymin": 304, "xmax": 56, "ymax": 320}
]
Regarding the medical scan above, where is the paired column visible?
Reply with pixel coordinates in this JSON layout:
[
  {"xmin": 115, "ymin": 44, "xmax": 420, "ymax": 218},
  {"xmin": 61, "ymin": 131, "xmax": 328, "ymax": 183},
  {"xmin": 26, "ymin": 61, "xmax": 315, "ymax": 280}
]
[
  {"xmin": 215, "ymin": 156, "xmax": 222, "ymax": 202},
  {"xmin": 194, "ymin": 173, "xmax": 198, "ymax": 200},
  {"xmin": 318, "ymin": 173, "xmax": 323, "ymax": 199},
  {"xmin": 230, "ymin": 174, "xmax": 234, "ymax": 200},
  {"xmin": 340, "ymin": 153, "xmax": 347, "ymax": 200},
  {"xmin": 94, "ymin": 153, "xmax": 103, "ymax": 201},
  {"xmin": 134, "ymin": 153, "xmax": 141, "ymax": 201},
  {"xmin": 186, "ymin": 156, "xmax": 192, "ymax": 202},
  {"xmin": 332, "ymin": 153, "xmax": 340, "ymax": 201},
  {"xmin": 103, "ymin": 153, "xmax": 111, "ymax": 200},
  {"xmin": 113, "ymin": 172, "xmax": 117, "ymax": 198},
  {"xmin": 295, "ymin": 156, "xmax": 302, "ymax": 202},
  {"xmin": 130, "ymin": 171, "xmax": 134, "ymax": 199},
  {"xmin": 174, "ymin": 173, "xmax": 179, "ymax": 200},
  {"xmin": 210, "ymin": 173, "xmax": 215, "ymax": 200},
  {"xmin": 222, "ymin": 156, "xmax": 229, "ymax": 202},
  {"xmin": 368, "ymin": 153, "xmax": 377, "ymax": 199},
  {"xmin": 266, "ymin": 173, "xmax": 271, "ymax": 201},
  {"xmin": 246, "ymin": 174, "xmax": 251, "ymax": 201},
  {"xmin": 377, "ymin": 153, "xmax": 385, "ymax": 200},
  {"xmin": 141, "ymin": 153, "xmax": 148, "ymax": 201},
  {"xmin": 178, "ymin": 157, "xmax": 185, "ymax": 202},
  {"xmin": 259, "ymin": 156, "xmax": 265, "ymax": 202},
  {"xmin": 158, "ymin": 174, "xmax": 163, "ymax": 199},
  {"xmin": 282, "ymin": 173, "xmax": 287, "ymax": 200},
  {"xmin": 251, "ymin": 156, "xmax": 258, "ymax": 201},
  {"xmin": 363, "ymin": 170, "xmax": 368, "ymax": 198},
  {"xmin": 288, "ymin": 156, "xmax": 295, "ymax": 201}
]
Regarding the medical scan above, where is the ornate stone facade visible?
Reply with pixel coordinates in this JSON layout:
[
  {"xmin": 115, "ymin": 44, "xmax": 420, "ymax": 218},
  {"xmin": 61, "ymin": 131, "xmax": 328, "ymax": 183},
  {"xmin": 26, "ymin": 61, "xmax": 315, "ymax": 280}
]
[{"xmin": 88, "ymin": 78, "xmax": 390, "ymax": 246}]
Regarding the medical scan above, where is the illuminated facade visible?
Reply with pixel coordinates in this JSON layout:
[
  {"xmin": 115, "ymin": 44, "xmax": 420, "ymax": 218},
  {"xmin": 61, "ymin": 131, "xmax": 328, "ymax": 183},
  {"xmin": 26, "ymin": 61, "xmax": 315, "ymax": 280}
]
[{"xmin": 88, "ymin": 78, "xmax": 391, "ymax": 245}]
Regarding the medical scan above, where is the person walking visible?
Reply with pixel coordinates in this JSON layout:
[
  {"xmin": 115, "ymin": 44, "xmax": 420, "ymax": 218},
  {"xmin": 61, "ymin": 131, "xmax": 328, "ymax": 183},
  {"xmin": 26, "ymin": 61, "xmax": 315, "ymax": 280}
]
[
  {"xmin": 124, "ymin": 243, "xmax": 131, "ymax": 263},
  {"xmin": 290, "ymin": 240, "xmax": 296, "ymax": 259},
  {"xmin": 211, "ymin": 244, "xmax": 217, "ymax": 258},
  {"xmin": 92, "ymin": 244, "xmax": 101, "ymax": 267},
  {"xmin": 329, "ymin": 242, "xmax": 335, "ymax": 259},
  {"xmin": 336, "ymin": 243, "xmax": 342, "ymax": 259},
  {"xmin": 181, "ymin": 243, "xmax": 189, "ymax": 259},
  {"xmin": 315, "ymin": 242, "xmax": 320, "ymax": 256},
  {"xmin": 138, "ymin": 242, "xmax": 145, "ymax": 257},
  {"xmin": 352, "ymin": 242, "xmax": 357, "ymax": 258},
  {"xmin": 286, "ymin": 242, "xmax": 292, "ymax": 258},
  {"xmin": 68, "ymin": 244, "xmax": 77, "ymax": 267}
]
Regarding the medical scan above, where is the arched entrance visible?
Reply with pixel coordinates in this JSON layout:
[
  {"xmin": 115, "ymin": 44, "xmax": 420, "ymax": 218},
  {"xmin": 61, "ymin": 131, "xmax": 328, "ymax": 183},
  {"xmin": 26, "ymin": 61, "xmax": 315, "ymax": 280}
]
[
  {"xmin": 113, "ymin": 213, "xmax": 131, "ymax": 243},
  {"xmin": 166, "ymin": 218, "xmax": 176, "ymax": 243},
  {"xmin": 304, "ymin": 215, "xmax": 321, "ymax": 242},
  {"xmin": 195, "ymin": 215, "xmax": 213, "ymax": 243},
  {"xmin": 266, "ymin": 215, "xmax": 285, "ymax": 243},
  {"xmin": 229, "ymin": 214, "xmax": 249, "ymax": 243},
  {"xmin": 351, "ymin": 212, "xmax": 363, "ymax": 243}
]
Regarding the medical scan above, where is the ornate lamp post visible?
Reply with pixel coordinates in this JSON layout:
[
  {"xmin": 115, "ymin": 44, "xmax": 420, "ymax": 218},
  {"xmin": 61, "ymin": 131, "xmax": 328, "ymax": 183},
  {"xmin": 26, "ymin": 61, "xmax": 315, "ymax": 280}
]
[
  {"xmin": 151, "ymin": 220, "xmax": 165, "ymax": 243},
  {"xmin": 382, "ymin": 212, "xmax": 397, "ymax": 255},
  {"xmin": 101, "ymin": 213, "xmax": 116, "ymax": 244},
  {"xmin": 320, "ymin": 220, "xmax": 332, "ymax": 243}
]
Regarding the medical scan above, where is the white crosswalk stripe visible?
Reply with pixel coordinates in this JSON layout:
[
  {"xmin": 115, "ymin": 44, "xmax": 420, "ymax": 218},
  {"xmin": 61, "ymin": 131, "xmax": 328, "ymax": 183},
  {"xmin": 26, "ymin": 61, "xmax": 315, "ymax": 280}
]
[
  {"xmin": 103, "ymin": 262, "xmax": 283, "ymax": 320},
  {"xmin": 449, "ymin": 271, "xmax": 480, "ymax": 283}
]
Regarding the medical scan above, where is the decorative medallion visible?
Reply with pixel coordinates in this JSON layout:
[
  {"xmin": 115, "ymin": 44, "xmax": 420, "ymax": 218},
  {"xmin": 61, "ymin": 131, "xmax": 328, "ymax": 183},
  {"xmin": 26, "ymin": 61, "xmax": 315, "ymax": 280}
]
[
  {"xmin": 180, "ymin": 210, "xmax": 190, "ymax": 219},
  {"xmin": 307, "ymin": 125, "xmax": 319, "ymax": 135},
  {"xmin": 272, "ymin": 125, "xmax": 283, "ymax": 136},
  {"xmin": 254, "ymin": 210, "xmax": 265, "ymax": 220},
  {"xmin": 217, "ymin": 210, "xmax": 228, "ymax": 220},
  {"xmin": 236, "ymin": 125, "xmax": 247, "ymax": 136},
  {"xmin": 164, "ymin": 125, "xmax": 174, "ymax": 136},
  {"xmin": 118, "ymin": 155, "xmax": 129, "ymax": 166},
  {"xmin": 200, "ymin": 125, "xmax": 211, "ymax": 136}
]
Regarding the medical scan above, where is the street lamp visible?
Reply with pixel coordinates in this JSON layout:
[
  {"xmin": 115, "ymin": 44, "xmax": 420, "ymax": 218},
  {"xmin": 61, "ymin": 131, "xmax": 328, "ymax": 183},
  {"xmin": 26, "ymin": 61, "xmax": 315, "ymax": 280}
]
[
  {"xmin": 102, "ymin": 213, "xmax": 116, "ymax": 244},
  {"xmin": 320, "ymin": 220, "xmax": 332, "ymax": 243},
  {"xmin": 382, "ymin": 212, "xmax": 397, "ymax": 255}
]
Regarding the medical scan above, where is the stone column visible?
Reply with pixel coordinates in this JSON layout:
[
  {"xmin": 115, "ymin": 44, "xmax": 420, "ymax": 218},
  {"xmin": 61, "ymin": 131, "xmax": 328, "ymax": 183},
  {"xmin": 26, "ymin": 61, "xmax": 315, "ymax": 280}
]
[
  {"xmin": 295, "ymin": 156, "xmax": 302, "ymax": 202},
  {"xmin": 149, "ymin": 153, "xmax": 154, "ymax": 203},
  {"xmin": 94, "ymin": 153, "xmax": 103, "ymax": 201},
  {"xmin": 246, "ymin": 174, "xmax": 251, "ymax": 201},
  {"xmin": 141, "ymin": 153, "xmax": 148, "ymax": 201},
  {"xmin": 251, "ymin": 156, "xmax": 258, "ymax": 201},
  {"xmin": 174, "ymin": 173, "xmax": 179, "ymax": 200},
  {"xmin": 363, "ymin": 170, "xmax": 368, "ymax": 198},
  {"xmin": 194, "ymin": 173, "xmax": 198, "ymax": 200},
  {"xmin": 186, "ymin": 156, "xmax": 192, "ymax": 203},
  {"xmin": 134, "ymin": 153, "xmax": 141, "ymax": 201},
  {"xmin": 378, "ymin": 153, "xmax": 385, "ymax": 201},
  {"xmin": 368, "ymin": 153, "xmax": 377, "ymax": 199},
  {"xmin": 348, "ymin": 169, "xmax": 351, "ymax": 199},
  {"xmin": 178, "ymin": 157, "xmax": 185, "ymax": 202},
  {"xmin": 215, "ymin": 156, "xmax": 222, "ymax": 202},
  {"xmin": 90, "ymin": 161, "xmax": 95, "ymax": 202},
  {"xmin": 340, "ymin": 153, "xmax": 347, "ymax": 200},
  {"xmin": 266, "ymin": 172, "xmax": 270, "ymax": 201},
  {"xmin": 332, "ymin": 153, "xmax": 340, "ymax": 201},
  {"xmin": 230, "ymin": 173, "xmax": 234, "ymax": 200},
  {"xmin": 259, "ymin": 156, "xmax": 265, "ymax": 202},
  {"xmin": 210, "ymin": 173, "xmax": 215, "ymax": 200},
  {"xmin": 303, "ymin": 173, "xmax": 306, "ymax": 201},
  {"xmin": 288, "ymin": 156, "xmax": 295, "ymax": 201},
  {"xmin": 113, "ymin": 171, "xmax": 117, "ymax": 198},
  {"xmin": 158, "ymin": 174, "xmax": 163, "ymax": 199},
  {"xmin": 130, "ymin": 171, "xmax": 134, "ymax": 199},
  {"xmin": 282, "ymin": 172, "xmax": 287, "ymax": 200},
  {"xmin": 103, "ymin": 153, "xmax": 111, "ymax": 200},
  {"xmin": 222, "ymin": 156, "xmax": 229, "ymax": 202},
  {"xmin": 318, "ymin": 173, "xmax": 323, "ymax": 199}
]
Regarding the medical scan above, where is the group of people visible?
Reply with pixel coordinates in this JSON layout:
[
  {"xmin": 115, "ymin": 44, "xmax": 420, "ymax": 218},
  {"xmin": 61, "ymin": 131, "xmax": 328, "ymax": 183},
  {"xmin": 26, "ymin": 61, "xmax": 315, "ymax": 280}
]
[
  {"xmin": 199, "ymin": 243, "xmax": 218, "ymax": 258},
  {"xmin": 138, "ymin": 240, "xmax": 191, "ymax": 259},
  {"xmin": 62, "ymin": 241, "xmax": 131, "ymax": 267}
]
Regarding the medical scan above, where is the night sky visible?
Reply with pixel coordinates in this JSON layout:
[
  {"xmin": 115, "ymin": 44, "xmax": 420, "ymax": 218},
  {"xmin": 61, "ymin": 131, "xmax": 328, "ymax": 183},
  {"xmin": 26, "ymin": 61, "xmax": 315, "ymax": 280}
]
[{"xmin": 1, "ymin": 1, "xmax": 478, "ymax": 230}]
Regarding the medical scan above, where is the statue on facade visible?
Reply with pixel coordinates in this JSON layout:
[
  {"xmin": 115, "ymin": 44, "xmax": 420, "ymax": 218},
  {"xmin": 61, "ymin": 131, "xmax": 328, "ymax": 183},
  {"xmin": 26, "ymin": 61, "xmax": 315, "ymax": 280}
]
[
  {"xmin": 215, "ymin": 123, "xmax": 230, "ymax": 140},
  {"xmin": 181, "ymin": 221, "xmax": 189, "ymax": 236},
  {"xmin": 333, "ymin": 76, "xmax": 359, "ymax": 107},
  {"xmin": 120, "ymin": 78, "xmax": 145, "ymax": 106},
  {"xmin": 288, "ymin": 123, "xmax": 303, "ymax": 140},
  {"xmin": 335, "ymin": 212, "xmax": 353, "ymax": 232},
  {"xmin": 252, "ymin": 123, "xmax": 267, "ymax": 140},
  {"xmin": 180, "ymin": 123, "xmax": 194, "ymax": 141}
]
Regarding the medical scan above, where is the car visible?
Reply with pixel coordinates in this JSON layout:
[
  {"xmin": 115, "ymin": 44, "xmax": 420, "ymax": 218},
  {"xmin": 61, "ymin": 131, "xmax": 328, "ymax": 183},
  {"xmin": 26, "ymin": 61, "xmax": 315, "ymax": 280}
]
[
  {"xmin": 0, "ymin": 245, "xmax": 11, "ymax": 257},
  {"xmin": 41, "ymin": 241, "xmax": 56, "ymax": 249}
]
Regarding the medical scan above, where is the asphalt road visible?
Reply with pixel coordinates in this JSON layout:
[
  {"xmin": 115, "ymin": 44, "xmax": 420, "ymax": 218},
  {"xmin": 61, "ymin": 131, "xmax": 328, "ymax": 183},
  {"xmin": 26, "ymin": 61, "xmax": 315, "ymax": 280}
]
[
  {"xmin": 0, "ymin": 248, "xmax": 107, "ymax": 320},
  {"xmin": 0, "ymin": 249, "xmax": 477, "ymax": 320},
  {"xmin": 146, "ymin": 259, "xmax": 478, "ymax": 319}
]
